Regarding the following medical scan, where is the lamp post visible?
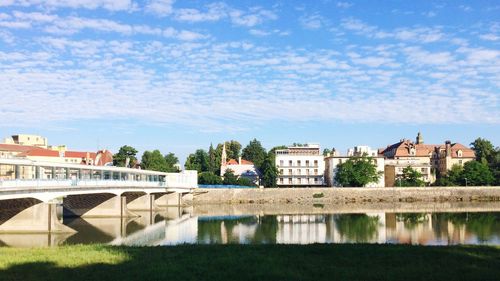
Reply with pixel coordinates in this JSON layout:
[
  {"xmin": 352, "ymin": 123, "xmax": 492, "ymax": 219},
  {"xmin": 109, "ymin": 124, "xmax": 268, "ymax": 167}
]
[{"xmin": 465, "ymin": 178, "xmax": 468, "ymax": 187}]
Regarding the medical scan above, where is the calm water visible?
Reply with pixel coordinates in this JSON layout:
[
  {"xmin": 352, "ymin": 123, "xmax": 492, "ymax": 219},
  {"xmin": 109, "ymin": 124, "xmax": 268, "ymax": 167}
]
[{"xmin": 1, "ymin": 207, "xmax": 499, "ymax": 247}]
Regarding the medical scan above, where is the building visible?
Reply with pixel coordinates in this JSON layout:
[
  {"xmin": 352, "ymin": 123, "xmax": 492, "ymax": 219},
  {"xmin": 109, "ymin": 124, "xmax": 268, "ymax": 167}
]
[
  {"xmin": 380, "ymin": 132, "xmax": 475, "ymax": 187},
  {"xmin": 220, "ymin": 143, "xmax": 260, "ymax": 184},
  {"xmin": 3, "ymin": 134, "xmax": 48, "ymax": 148},
  {"xmin": 324, "ymin": 146, "xmax": 385, "ymax": 187},
  {"xmin": 0, "ymin": 134, "xmax": 113, "ymax": 179},
  {"xmin": 275, "ymin": 144, "xmax": 325, "ymax": 187}
]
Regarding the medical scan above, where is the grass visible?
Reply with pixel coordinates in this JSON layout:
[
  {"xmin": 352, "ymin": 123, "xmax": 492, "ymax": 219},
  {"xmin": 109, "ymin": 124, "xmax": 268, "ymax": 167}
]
[{"xmin": 0, "ymin": 244, "xmax": 499, "ymax": 281}]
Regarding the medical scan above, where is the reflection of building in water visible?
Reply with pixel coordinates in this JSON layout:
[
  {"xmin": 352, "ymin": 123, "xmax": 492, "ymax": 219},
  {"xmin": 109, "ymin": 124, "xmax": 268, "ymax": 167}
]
[
  {"xmin": 164, "ymin": 216, "xmax": 198, "ymax": 245},
  {"xmin": 276, "ymin": 215, "xmax": 328, "ymax": 244},
  {"xmin": 197, "ymin": 216, "xmax": 259, "ymax": 244}
]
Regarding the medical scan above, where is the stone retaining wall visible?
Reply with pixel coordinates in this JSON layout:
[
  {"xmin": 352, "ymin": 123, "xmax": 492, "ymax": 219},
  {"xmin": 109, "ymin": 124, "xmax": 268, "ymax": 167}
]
[{"xmin": 189, "ymin": 187, "xmax": 500, "ymax": 205}]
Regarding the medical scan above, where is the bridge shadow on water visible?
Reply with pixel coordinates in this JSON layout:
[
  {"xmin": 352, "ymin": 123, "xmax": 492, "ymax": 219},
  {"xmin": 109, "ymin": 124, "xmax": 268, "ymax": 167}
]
[{"xmin": 1, "ymin": 244, "xmax": 500, "ymax": 281}]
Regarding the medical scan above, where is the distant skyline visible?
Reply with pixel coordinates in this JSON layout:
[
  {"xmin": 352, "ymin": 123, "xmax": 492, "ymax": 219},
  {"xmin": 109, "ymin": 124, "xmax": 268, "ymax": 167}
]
[{"xmin": 0, "ymin": 0, "xmax": 498, "ymax": 163}]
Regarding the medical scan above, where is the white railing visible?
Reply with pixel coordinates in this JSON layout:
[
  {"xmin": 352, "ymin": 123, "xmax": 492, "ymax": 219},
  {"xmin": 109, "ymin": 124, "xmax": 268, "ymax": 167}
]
[{"xmin": 0, "ymin": 179, "xmax": 166, "ymax": 189}]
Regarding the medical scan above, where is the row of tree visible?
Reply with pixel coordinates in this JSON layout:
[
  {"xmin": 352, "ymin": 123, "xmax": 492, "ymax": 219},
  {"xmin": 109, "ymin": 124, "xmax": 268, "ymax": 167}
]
[
  {"xmin": 185, "ymin": 139, "xmax": 285, "ymax": 187},
  {"xmin": 112, "ymin": 145, "xmax": 180, "ymax": 172}
]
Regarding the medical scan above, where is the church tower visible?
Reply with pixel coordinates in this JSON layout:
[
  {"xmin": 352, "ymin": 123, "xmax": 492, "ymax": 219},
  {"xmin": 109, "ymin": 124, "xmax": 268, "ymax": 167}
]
[
  {"xmin": 416, "ymin": 131, "xmax": 424, "ymax": 144},
  {"xmin": 221, "ymin": 142, "xmax": 227, "ymax": 166}
]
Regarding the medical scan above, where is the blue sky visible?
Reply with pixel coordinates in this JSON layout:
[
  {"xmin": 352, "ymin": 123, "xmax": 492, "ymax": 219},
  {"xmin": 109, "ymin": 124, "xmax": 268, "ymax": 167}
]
[{"xmin": 0, "ymin": 0, "xmax": 499, "ymax": 163}]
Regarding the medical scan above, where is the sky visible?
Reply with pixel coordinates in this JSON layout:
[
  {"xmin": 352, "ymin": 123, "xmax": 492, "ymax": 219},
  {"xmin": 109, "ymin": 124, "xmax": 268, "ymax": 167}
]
[{"xmin": 0, "ymin": 0, "xmax": 499, "ymax": 163}]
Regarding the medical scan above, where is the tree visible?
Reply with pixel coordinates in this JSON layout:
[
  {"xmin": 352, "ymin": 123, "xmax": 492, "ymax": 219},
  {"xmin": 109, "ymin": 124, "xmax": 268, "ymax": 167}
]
[
  {"xmin": 470, "ymin": 138, "xmax": 495, "ymax": 163},
  {"xmin": 260, "ymin": 155, "xmax": 279, "ymax": 187},
  {"xmin": 208, "ymin": 143, "xmax": 217, "ymax": 173},
  {"xmin": 461, "ymin": 160, "xmax": 494, "ymax": 186},
  {"xmin": 141, "ymin": 150, "xmax": 168, "ymax": 172},
  {"xmin": 164, "ymin": 152, "xmax": 180, "ymax": 172},
  {"xmin": 237, "ymin": 177, "xmax": 254, "ymax": 186},
  {"xmin": 222, "ymin": 169, "xmax": 238, "ymax": 185},
  {"xmin": 198, "ymin": 172, "xmax": 222, "ymax": 185},
  {"xmin": 184, "ymin": 149, "xmax": 209, "ymax": 172},
  {"xmin": 323, "ymin": 148, "xmax": 332, "ymax": 156},
  {"xmin": 242, "ymin": 138, "xmax": 267, "ymax": 169},
  {"xmin": 398, "ymin": 166, "xmax": 425, "ymax": 187},
  {"xmin": 334, "ymin": 156, "xmax": 380, "ymax": 187},
  {"xmin": 113, "ymin": 145, "xmax": 138, "ymax": 167},
  {"xmin": 435, "ymin": 164, "xmax": 463, "ymax": 186}
]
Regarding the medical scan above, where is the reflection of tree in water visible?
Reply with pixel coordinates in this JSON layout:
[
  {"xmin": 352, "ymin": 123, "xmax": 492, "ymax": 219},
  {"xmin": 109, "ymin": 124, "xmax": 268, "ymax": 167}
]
[
  {"xmin": 437, "ymin": 213, "xmax": 500, "ymax": 242},
  {"xmin": 334, "ymin": 214, "xmax": 380, "ymax": 243},
  {"xmin": 250, "ymin": 216, "xmax": 278, "ymax": 244},
  {"xmin": 396, "ymin": 213, "xmax": 428, "ymax": 229}
]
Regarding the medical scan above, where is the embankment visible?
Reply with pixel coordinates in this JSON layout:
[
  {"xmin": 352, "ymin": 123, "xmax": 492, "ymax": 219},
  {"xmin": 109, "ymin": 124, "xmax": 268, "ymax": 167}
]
[{"xmin": 189, "ymin": 186, "xmax": 500, "ymax": 205}]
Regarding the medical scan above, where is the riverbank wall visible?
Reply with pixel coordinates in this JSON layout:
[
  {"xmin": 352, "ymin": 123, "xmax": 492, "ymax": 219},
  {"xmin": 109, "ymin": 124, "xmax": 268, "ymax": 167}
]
[{"xmin": 189, "ymin": 187, "xmax": 500, "ymax": 205}]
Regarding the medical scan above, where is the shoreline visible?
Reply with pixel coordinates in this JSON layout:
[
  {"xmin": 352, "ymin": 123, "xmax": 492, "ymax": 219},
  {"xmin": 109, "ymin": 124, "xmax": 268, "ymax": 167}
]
[{"xmin": 189, "ymin": 186, "xmax": 500, "ymax": 205}]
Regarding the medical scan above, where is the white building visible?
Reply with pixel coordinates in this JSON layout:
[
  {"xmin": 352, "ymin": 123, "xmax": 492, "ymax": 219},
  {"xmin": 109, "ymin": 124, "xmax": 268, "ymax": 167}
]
[
  {"xmin": 220, "ymin": 143, "xmax": 260, "ymax": 184},
  {"xmin": 275, "ymin": 144, "xmax": 325, "ymax": 187},
  {"xmin": 324, "ymin": 145, "xmax": 385, "ymax": 187}
]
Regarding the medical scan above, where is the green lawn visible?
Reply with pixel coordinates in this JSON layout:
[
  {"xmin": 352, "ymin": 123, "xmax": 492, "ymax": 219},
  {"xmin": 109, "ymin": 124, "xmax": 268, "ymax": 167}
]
[{"xmin": 0, "ymin": 244, "xmax": 499, "ymax": 281}]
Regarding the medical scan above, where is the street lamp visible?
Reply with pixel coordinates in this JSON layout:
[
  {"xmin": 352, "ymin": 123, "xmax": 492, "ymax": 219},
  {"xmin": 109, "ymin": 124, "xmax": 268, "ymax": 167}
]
[{"xmin": 465, "ymin": 178, "xmax": 468, "ymax": 187}]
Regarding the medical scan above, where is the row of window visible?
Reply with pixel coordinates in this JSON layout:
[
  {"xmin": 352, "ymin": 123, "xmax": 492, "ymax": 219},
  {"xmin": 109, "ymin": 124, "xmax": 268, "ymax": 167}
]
[
  {"xmin": 279, "ymin": 168, "xmax": 319, "ymax": 176},
  {"xmin": 279, "ymin": 177, "xmax": 320, "ymax": 184},
  {"xmin": 278, "ymin": 159, "xmax": 319, "ymax": 167}
]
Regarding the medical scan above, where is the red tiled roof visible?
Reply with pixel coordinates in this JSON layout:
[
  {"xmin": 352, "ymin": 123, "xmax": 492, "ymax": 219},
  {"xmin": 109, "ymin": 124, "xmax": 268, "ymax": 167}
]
[
  {"xmin": 0, "ymin": 143, "xmax": 35, "ymax": 152},
  {"xmin": 226, "ymin": 158, "xmax": 254, "ymax": 165},
  {"xmin": 381, "ymin": 140, "xmax": 475, "ymax": 159}
]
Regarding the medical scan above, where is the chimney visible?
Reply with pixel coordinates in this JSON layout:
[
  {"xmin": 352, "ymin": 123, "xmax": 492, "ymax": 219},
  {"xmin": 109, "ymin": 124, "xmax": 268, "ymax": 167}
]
[
  {"xmin": 238, "ymin": 156, "xmax": 242, "ymax": 164},
  {"xmin": 445, "ymin": 140, "xmax": 451, "ymax": 157}
]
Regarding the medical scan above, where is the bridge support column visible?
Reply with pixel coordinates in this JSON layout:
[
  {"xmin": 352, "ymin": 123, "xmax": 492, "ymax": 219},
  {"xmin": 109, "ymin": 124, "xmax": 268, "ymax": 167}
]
[
  {"xmin": 155, "ymin": 192, "xmax": 185, "ymax": 207},
  {"xmin": 0, "ymin": 199, "xmax": 75, "ymax": 233},
  {"xmin": 126, "ymin": 194, "xmax": 160, "ymax": 211},
  {"xmin": 63, "ymin": 194, "xmax": 138, "ymax": 218}
]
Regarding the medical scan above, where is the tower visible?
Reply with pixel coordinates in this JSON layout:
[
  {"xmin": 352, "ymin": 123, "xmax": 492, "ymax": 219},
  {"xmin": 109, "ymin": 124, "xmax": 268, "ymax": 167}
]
[
  {"xmin": 416, "ymin": 132, "xmax": 424, "ymax": 144},
  {"xmin": 221, "ymin": 142, "xmax": 227, "ymax": 166}
]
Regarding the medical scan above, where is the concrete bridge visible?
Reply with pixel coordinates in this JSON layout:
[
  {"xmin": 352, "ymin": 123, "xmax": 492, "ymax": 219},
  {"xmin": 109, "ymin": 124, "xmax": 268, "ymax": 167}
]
[{"xmin": 0, "ymin": 158, "xmax": 198, "ymax": 234}]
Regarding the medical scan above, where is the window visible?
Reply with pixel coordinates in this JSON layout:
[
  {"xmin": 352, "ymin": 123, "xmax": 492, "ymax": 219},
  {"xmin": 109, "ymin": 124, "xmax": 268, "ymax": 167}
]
[
  {"xmin": 288, "ymin": 169, "xmax": 292, "ymax": 175},
  {"xmin": 314, "ymin": 169, "xmax": 318, "ymax": 175},
  {"xmin": 421, "ymin": 168, "xmax": 426, "ymax": 173},
  {"xmin": 297, "ymin": 169, "xmax": 301, "ymax": 175},
  {"xmin": 306, "ymin": 160, "xmax": 310, "ymax": 167},
  {"xmin": 288, "ymin": 178, "xmax": 292, "ymax": 184},
  {"xmin": 279, "ymin": 160, "xmax": 284, "ymax": 166},
  {"xmin": 279, "ymin": 169, "xmax": 284, "ymax": 175},
  {"xmin": 297, "ymin": 160, "xmax": 301, "ymax": 167},
  {"xmin": 459, "ymin": 160, "xmax": 463, "ymax": 165},
  {"xmin": 314, "ymin": 160, "xmax": 318, "ymax": 166},
  {"xmin": 339, "ymin": 159, "xmax": 343, "ymax": 164},
  {"xmin": 289, "ymin": 160, "xmax": 293, "ymax": 166},
  {"xmin": 457, "ymin": 150, "xmax": 463, "ymax": 157},
  {"xmin": 306, "ymin": 169, "xmax": 310, "ymax": 175},
  {"xmin": 279, "ymin": 178, "xmax": 284, "ymax": 184},
  {"xmin": 298, "ymin": 178, "xmax": 301, "ymax": 184}
]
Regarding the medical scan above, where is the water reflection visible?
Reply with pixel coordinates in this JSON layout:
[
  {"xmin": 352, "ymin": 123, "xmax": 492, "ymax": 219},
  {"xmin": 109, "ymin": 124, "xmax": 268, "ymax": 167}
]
[{"xmin": 0, "ymin": 208, "xmax": 499, "ymax": 247}]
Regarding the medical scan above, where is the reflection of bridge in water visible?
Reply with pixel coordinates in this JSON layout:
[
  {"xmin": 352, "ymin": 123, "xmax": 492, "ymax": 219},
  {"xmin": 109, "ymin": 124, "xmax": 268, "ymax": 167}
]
[{"xmin": 0, "ymin": 158, "xmax": 198, "ymax": 236}]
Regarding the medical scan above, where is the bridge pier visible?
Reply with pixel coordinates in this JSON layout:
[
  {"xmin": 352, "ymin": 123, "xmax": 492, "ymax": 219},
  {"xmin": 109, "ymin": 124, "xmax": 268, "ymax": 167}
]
[
  {"xmin": 0, "ymin": 198, "xmax": 75, "ymax": 234},
  {"xmin": 126, "ymin": 193, "xmax": 161, "ymax": 211},
  {"xmin": 155, "ymin": 192, "xmax": 192, "ymax": 207},
  {"xmin": 63, "ymin": 194, "xmax": 138, "ymax": 218}
]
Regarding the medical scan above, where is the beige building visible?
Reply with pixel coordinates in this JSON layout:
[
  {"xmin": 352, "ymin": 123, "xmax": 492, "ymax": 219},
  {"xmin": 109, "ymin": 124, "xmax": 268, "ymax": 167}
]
[
  {"xmin": 380, "ymin": 132, "xmax": 475, "ymax": 187},
  {"xmin": 324, "ymin": 146, "xmax": 385, "ymax": 187},
  {"xmin": 3, "ymin": 134, "xmax": 48, "ymax": 148},
  {"xmin": 275, "ymin": 144, "xmax": 325, "ymax": 187}
]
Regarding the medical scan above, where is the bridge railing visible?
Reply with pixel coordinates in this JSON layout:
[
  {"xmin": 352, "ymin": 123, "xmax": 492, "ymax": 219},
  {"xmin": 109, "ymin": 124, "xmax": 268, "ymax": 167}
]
[{"xmin": 0, "ymin": 179, "xmax": 166, "ymax": 190}]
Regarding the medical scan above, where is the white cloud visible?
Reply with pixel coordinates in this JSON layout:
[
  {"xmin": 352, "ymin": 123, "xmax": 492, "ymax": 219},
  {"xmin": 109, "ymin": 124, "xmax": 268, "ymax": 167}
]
[
  {"xmin": 1, "ymin": 0, "xmax": 135, "ymax": 11},
  {"xmin": 146, "ymin": 0, "xmax": 174, "ymax": 16},
  {"xmin": 336, "ymin": 2, "xmax": 352, "ymax": 9},
  {"xmin": 479, "ymin": 33, "xmax": 499, "ymax": 41},
  {"xmin": 300, "ymin": 14, "xmax": 325, "ymax": 30}
]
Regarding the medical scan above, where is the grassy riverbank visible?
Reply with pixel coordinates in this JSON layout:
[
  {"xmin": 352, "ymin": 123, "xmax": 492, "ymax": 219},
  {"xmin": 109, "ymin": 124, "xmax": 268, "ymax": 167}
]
[{"xmin": 1, "ymin": 244, "xmax": 499, "ymax": 281}]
